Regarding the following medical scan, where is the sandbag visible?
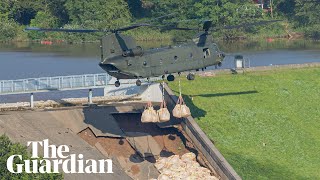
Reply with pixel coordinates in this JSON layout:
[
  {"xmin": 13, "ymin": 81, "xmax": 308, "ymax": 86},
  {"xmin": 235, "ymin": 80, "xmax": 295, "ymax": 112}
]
[
  {"xmin": 173, "ymin": 96, "xmax": 191, "ymax": 118},
  {"xmin": 157, "ymin": 101, "xmax": 170, "ymax": 122},
  {"xmin": 141, "ymin": 102, "xmax": 159, "ymax": 123}
]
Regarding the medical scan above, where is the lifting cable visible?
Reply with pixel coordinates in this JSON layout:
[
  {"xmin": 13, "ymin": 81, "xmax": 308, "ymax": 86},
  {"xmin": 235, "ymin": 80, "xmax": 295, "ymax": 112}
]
[
  {"xmin": 147, "ymin": 78, "xmax": 151, "ymax": 104},
  {"xmin": 161, "ymin": 79, "xmax": 168, "ymax": 150},
  {"xmin": 162, "ymin": 80, "xmax": 165, "ymax": 102},
  {"xmin": 178, "ymin": 73, "xmax": 182, "ymax": 97}
]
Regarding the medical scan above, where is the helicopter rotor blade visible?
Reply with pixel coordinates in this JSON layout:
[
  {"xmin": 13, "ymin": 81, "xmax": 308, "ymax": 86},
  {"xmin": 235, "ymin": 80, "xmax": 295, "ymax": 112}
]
[
  {"xmin": 26, "ymin": 23, "xmax": 154, "ymax": 33},
  {"xmin": 158, "ymin": 19, "xmax": 281, "ymax": 32},
  {"xmin": 25, "ymin": 19, "xmax": 282, "ymax": 34},
  {"xmin": 221, "ymin": 20, "xmax": 282, "ymax": 30},
  {"xmin": 143, "ymin": 13, "xmax": 177, "ymax": 24},
  {"xmin": 25, "ymin": 27, "xmax": 105, "ymax": 33},
  {"xmin": 153, "ymin": 20, "xmax": 212, "ymax": 32},
  {"xmin": 113, "ymin": 23, "xmax": 152, "ymax": 32},
  {"xmin": 159, "ymin": 26, "xmax": 198, "ymax": 31},
  {"xmin": 25, "ymin": 12, "xmax": 178, "ymax": 34}
]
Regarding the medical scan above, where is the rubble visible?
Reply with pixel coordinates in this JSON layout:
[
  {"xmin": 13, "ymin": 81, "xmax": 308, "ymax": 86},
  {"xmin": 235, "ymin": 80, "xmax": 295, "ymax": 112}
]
[{"xmin": 154, "ymin": 153, "xmax": 219, "ymax": 180}]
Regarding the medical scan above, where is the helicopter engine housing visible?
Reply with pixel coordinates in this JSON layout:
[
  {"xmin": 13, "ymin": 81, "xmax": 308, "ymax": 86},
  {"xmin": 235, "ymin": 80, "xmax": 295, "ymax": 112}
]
[{"xmin": 122, "ymin": 46, "xmax": 143, "ymax": 57}]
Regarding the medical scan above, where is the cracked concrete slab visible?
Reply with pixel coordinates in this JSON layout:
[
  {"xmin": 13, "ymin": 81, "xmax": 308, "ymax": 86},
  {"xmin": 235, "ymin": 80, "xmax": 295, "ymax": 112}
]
[
  {"xmin": 0, "ymin": 109, "xmax": 130, "ymax": 180},
  {"xmin": 126, "ymin": 132, "xmax": 162, "ymax": 158}
]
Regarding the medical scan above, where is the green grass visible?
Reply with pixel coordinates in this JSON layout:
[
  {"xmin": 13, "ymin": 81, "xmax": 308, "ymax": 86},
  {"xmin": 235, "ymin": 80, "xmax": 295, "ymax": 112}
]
[{"xmin": 169, "ymin": 68, "xmax": 320, "ymax": 179}]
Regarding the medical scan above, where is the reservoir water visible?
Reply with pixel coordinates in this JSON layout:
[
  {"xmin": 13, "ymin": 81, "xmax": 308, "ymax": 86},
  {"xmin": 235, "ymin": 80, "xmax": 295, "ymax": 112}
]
[{"xmin": 0, "ymin": 39, "xmax": 319, "ymax": 103}]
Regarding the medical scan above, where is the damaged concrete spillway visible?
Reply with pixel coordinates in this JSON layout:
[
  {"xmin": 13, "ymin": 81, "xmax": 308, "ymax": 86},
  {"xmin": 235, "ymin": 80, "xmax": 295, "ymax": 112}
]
[{"xmin": 0, "ymin": 84, "xmax": 240, "ymax": 180}]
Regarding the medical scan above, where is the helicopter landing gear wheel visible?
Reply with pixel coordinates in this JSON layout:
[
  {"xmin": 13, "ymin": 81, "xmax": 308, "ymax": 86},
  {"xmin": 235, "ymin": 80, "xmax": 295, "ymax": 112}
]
[
  {"xmin": 115, "ymin": 80, "xmax": 120, "ymax": 87},
  {"xmin": 187, "ymin": 73, "xmax": 195, "ymax": 80},
  {"xmin": 136, "ymin": 79, "xmax": 142, "ymax": 86},
  {"xmin": 167, "ymin": 74, "xmax": 175, "ymax": 81}
]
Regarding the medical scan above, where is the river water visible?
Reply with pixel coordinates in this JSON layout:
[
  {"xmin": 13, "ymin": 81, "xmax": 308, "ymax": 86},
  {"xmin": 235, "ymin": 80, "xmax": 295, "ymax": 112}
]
[{"xmin": 0, "ymin": 39, "xmax": 319, "ymax": 103}]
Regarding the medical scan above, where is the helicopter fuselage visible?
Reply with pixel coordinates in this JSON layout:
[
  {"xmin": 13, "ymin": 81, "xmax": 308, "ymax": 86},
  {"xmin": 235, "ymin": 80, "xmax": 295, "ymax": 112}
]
[
  {"xmin": 25, "ymin": 19, "xmax": 278, "ymax": 84},
  {"xmin": 99, "ymin": 42, "xmax": 225, "ymax": 79}
]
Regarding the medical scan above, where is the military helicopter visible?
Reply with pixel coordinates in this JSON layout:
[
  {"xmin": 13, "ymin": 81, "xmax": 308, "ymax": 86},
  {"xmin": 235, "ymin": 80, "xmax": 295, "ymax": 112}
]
[{"xmin": 26, "ymin": 19, "xmax": 280, "ymax": 87}]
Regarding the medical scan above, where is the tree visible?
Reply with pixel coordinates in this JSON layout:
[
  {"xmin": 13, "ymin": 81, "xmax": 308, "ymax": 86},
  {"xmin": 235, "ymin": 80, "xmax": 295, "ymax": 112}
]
[
  {"xmin": 0, "ymin": 135, "xmax": 63, "ymax": 179},
  {"xmin": 62, "ymin": 0, "xmax": 132, "ymax": 41},
  {"xmin": 126, "ymin": 0, "xmax": 148, "ymax": 18},
  {"xmin": 0, "ymin": 11, "xmax": 19, "ymax": 41},
  {"xmin": 65, "ymin": 0, "xmax": 132, "ymax": 29},
  {"xmin": 273, "ymin": 0, "xmax": 295, "ymax": 18},
  {"xmin": 292, "ymin": 0, "xmax": 320, "ymax": 39},
  {"xmin": 193, "ymin": 0, "xmax": 264, "ymax": 39},
  {"xmin": 28, "ymin": 11, "xmax": 59, "ymax": 40},
  {"xmin": 294, "ymin": 0, "xmax": 320, "ymax": 26}
]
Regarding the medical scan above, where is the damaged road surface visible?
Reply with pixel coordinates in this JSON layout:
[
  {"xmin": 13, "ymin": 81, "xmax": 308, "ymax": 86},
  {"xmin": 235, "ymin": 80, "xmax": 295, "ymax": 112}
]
[{"xmin": 0, "ymin": 103, "xmax": 221, "ymax": 180}]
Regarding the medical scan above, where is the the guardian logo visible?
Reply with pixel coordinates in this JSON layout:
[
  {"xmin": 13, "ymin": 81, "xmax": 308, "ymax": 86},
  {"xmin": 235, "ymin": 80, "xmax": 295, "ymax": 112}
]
[{"xmin": 6, "ymin": 139, "xmax": 113, "ymax": 174}]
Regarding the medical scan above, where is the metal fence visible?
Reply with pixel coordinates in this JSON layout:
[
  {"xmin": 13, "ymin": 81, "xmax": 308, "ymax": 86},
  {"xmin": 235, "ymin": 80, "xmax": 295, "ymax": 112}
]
[{"xmin": 0, "ymin": 73, "xmax": 111, "ymax": 95}]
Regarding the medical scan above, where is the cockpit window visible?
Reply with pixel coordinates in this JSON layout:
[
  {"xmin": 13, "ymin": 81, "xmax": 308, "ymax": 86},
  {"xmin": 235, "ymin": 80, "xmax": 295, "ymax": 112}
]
[{"xmin": 203, "ymin": 48, "xmax": 211, "ymax": 58}]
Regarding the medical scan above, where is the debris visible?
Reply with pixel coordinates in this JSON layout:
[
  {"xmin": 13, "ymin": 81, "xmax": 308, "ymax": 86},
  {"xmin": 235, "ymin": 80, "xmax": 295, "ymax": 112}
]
[
  {"xmin": 154, "ymin": 152, "xmax": 218, "ymax": 180},
  {"xmin": 199, "ymin": 72, "xmax": 216, "ymax": 77},
  {"xmin": 126, "ymin": 132, "xmax": 162, "ymax": 158}
]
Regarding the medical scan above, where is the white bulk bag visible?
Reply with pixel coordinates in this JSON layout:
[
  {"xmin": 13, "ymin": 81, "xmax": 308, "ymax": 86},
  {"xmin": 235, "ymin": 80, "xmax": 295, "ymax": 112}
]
[
  {"xmin": 157, "ymin": 101, "xmax": 171, "ymax": 122},
  {"xmin": 141, "ymin": 102, "xmax": 159, "ymax": 123},
  {"xmin": 173, "ymin": 96, "xmax": 191, "ymax": 118}
]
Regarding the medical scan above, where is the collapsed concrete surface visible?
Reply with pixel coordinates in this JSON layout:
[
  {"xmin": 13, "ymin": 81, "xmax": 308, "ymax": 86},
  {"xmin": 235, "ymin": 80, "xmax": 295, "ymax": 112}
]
[
  {"xmin": 0, "ymin": 83, "xmax": 240, "ymax": 180},
  {"xmin": 0, "ymin": 106, "xmax": 132, "ymax": 180},
  {"xmin": 0, "ymin": 104, "xmax": 218, "ymax": 180}
]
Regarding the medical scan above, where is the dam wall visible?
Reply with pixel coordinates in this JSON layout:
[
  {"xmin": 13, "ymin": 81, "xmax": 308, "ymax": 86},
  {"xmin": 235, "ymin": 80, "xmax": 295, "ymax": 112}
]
[{"xmin": 163, "ymin": 84, "xmax": 241, "ymax": 180}]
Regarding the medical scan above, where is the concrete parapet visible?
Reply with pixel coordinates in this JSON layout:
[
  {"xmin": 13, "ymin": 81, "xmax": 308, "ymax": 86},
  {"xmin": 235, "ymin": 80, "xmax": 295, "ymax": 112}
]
[
  {"xmin": 104, "ymin": 78, "xmax": 162, "ymax": 102},
  {"xmin": 163, "ymin": 84, "xmax": 242, "ymax": 180}
]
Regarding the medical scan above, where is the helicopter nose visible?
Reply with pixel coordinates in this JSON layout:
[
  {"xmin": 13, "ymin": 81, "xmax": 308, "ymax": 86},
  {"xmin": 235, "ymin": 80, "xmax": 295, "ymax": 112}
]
[{"xmin": 99, "ymin": 63, "xmax": 119, "ymax": 72}]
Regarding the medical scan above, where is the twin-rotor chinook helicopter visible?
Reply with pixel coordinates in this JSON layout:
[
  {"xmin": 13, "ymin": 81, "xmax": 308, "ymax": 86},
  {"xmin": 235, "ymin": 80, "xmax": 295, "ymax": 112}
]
[{"xmin": 26, "ymin": 19, "xmax": 280, "ymax": 87}]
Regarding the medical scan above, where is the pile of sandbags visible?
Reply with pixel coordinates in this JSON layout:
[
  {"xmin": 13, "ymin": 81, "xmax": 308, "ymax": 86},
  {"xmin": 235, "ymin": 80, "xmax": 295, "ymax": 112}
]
[
  {"xmin": 142, "ymin": 81, "xmax": 192, "ymax": 123},
  {"xmin": 141, "ymin": 95, "xmax": 192, "ymax": 123},
  {"xmin": 141, "ymin": 101, "xmax": 171, "ymax": 123},
  {"xmin": 154, "ymin": 153, "xmax": 219, "ymax": 180},
  {"xmin": 141, "ymin": 102, "xmax": 159, "ymax": 123}
]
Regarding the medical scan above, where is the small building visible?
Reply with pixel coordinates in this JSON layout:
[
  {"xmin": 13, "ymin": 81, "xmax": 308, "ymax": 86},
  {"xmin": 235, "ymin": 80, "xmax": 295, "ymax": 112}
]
[
  {"xmin": 235, "ymin": 55, "xmax": 244, "ymax": 69},
  {"xmin": 234, "ymin": 55, "xmax": 251, "ymax": 69},
  {"xmin": 253, "ymin": 0, "xmax": 272, "ymax": 12}
]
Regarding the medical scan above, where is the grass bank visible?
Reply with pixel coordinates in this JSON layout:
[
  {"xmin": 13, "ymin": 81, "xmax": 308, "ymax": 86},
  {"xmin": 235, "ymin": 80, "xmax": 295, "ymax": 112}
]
[{"xmin": 169, "ymin": 67, "xmax": 320, "ymax": 179}]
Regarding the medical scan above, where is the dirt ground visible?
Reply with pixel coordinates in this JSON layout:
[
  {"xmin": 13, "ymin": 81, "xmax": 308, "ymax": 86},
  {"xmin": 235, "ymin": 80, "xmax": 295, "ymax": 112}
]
[
  {"xmin": 78, "ymin": 113, "xmax": 204, "ymax": 179},
  {"xmin": 78, "ymin": 128, "xmax": 136, "ymax": 157},
  {"xmin": 78, "ymin": 113, "xmax": 199, "ymax": 158},
  {"xmin": 113, "ymin": 113, "xmax": 198, "ymax": 157}
]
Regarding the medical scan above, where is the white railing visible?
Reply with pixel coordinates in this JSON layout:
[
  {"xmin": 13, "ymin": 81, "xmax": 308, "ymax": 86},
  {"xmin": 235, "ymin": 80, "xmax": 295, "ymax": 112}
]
[
  {"xmin": 0, "ymin": 73, "xmax": 163, "ymax": 95},
  {"xmin": 0, "ymin": 73, "xmax": 111, "ymax": 95}
]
